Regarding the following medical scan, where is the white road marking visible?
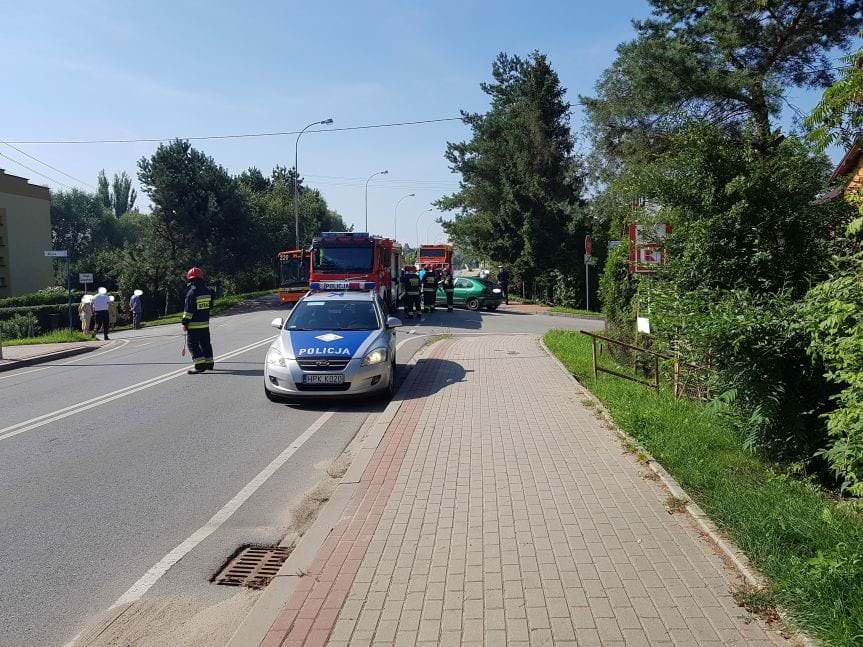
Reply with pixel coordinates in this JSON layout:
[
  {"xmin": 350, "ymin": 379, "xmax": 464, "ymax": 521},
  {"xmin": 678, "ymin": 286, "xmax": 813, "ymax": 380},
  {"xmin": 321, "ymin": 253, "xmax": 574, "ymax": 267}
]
[
  {"xmin": 110, "ymin": 409, "xmax": 335, "ymax": 608},
  {"xmin": 0, "ymin": 339, "xmax": 131, "ymax": 382},
  {"xmin": 396, "ymin": 334, "xmax": 427, "ymax": 350},
  {"xmin": 0, "ymin": 337, "xmax": 274, "ymax": 443}
]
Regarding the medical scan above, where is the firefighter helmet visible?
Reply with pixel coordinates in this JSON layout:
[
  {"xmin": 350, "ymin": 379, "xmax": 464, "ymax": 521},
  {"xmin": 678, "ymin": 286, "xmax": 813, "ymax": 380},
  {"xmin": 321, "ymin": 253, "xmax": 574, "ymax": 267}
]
[{"xmin": 186, "ymin": 267, "xmax": 204, "ymax": 281}]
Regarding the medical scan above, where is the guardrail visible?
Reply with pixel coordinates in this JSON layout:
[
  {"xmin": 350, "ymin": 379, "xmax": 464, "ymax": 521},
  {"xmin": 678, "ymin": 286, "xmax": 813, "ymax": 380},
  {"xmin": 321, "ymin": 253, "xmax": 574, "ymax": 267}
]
[{"xmin": 580, "ymin": 331, "xmax": 705, "ymax": 398}]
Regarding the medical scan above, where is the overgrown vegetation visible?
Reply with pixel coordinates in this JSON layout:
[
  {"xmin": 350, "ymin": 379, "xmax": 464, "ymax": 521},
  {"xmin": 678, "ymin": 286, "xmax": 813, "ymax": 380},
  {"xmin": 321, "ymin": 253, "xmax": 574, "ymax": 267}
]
[
  {"xmin": 585, "ymin": 0, "xmax": 863, "ymax": 490},
  {"xmin": 545, "ymin": 330, "xmax": 863, "ymax": 646}
]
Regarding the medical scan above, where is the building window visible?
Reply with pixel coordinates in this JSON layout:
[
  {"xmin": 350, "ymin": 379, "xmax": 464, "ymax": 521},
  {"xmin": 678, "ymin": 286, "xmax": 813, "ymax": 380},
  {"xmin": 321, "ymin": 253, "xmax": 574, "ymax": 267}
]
[{"xmin": 0, "ymin": 276, "xmax": 6, "ymax": 287}]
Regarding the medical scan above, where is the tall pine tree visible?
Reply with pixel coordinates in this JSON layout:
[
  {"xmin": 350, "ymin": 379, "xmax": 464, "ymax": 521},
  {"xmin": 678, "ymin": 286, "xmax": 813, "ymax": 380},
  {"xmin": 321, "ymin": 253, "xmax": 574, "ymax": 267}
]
[{"xmin": 438, "ymin": 52, "xmax": 585, "ymax": 282}]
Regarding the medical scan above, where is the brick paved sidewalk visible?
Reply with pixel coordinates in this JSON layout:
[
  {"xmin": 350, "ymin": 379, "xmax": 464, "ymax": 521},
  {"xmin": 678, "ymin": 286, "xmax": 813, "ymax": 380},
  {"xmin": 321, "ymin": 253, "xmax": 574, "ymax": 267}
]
[{"xmin": 261, "ymin": 335, "xmax": 787, "ymax": 647}]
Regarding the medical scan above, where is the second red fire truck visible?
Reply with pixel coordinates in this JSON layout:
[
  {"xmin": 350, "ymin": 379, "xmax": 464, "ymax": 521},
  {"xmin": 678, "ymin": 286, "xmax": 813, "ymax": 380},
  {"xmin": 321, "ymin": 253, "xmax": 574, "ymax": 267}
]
[{"xmin": 417, "ymin": 243, "xmax": 453, "ymax": 275}]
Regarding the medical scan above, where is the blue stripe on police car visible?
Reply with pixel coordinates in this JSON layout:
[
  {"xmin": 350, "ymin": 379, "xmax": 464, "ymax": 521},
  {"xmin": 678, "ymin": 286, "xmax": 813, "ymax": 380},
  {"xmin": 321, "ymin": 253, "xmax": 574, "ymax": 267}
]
[{"xmin": 289, "ymin": 330, "xmax": 373, "ymax": 358}]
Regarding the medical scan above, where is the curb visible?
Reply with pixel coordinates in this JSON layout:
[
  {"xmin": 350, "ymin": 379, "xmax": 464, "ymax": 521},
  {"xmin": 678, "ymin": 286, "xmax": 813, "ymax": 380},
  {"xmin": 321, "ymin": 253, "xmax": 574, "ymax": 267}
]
[
  {"xmin": 0, "ymin": 343, "xmax": 101, "ymax": 372},
  {"xmin": 225, "ymin": 338, "xmax": 446, "ymax": 647},
  {"xmin": 538, "ymin": 337, "xmax": 817, "ymax": 647}
]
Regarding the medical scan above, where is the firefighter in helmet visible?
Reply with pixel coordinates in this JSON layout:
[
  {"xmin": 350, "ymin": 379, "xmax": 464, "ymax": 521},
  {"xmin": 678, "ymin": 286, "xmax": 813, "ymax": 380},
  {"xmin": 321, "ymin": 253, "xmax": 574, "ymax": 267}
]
[
  {"xmin": 421, "ymin": 264, "xmax": 437, "ymax": 313},
  {"xmin": 441, "ymin": 271, "xmax": 455, "ymax": 312},
  {"xmin": 181, "ymin": 267, "xmax": 214, "ymax": 373},
  {"xmin": 401, "ymin": 265, "xmax": 421, "ymax": 319}
]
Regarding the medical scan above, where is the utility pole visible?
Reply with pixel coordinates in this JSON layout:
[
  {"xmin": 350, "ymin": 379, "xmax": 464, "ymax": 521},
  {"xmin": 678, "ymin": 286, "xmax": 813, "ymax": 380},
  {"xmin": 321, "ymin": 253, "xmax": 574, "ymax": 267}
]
[
  {"xmin": 364, "ymin": 170, "xmax": 388, "ymax": 233},
  {"xmin": 294, "ymin": 118, "xmax": 334, "ymax": 249}
]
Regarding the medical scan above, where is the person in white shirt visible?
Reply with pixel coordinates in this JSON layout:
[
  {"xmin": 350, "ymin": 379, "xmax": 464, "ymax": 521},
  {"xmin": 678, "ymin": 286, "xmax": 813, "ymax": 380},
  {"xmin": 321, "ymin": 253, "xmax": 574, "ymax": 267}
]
[{"xmin": 91, "ymin": 287, "xmax": 111, "ymax": 340}]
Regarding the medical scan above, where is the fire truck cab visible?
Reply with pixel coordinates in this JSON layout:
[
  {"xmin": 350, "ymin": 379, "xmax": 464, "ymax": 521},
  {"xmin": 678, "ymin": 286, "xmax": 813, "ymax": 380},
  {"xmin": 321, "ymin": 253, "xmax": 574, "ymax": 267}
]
[
  {"xmin": 417, "ymin": 243, "xmax": 453, "ymax": 275},
  {"xmin": 278, "ymin": 248, "xmax": 310, "ymax": 304},
  {"xmin": 310, "ymin": 232, "xmax": 403, "ymax": 309}
]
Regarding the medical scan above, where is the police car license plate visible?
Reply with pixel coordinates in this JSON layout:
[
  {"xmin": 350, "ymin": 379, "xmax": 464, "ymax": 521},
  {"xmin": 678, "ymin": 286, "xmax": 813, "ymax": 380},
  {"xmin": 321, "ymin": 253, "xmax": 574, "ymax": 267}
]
[{"xmin": 303, "ymin": 374, "xmax": 345, "ymax": 385}]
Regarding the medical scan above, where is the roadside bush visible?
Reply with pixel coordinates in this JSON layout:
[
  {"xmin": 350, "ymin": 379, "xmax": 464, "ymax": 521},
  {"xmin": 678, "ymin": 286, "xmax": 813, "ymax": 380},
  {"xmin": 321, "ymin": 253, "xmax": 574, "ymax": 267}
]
[
  {"xmin": 0, "ymin": 287, "xmax": 83, "ymax": 308},
  {"xmin": 802, "ymin": 254, "xmax": 863, "ymax": 494},
  {"xmin": 598, "ymin": 241, "xmax": 634, "ymax": 339},
  {"xmin": 649, "ymin": 285, "xmax": 834, "ymax": 468},
  {"xmin": 0, "ymin": 312, "xmax": 40, "ymax": 340}
]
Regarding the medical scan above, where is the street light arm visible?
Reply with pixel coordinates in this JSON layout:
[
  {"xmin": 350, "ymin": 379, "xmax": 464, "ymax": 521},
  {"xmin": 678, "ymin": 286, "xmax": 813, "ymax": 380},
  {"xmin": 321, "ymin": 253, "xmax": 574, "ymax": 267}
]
[{"xmin": 294, "ymin": 117, "xmax": 334, "ymax": 249}]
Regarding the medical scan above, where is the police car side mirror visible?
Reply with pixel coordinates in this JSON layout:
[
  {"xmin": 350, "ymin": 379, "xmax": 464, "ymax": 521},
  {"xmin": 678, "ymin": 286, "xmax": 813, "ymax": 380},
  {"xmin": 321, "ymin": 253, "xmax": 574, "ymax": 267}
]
[
  {"xmin": 271, "ymin": 317, "xmax": 284, "ymax": 330},
  {"xmin": 386, "ymin": 316, "xmax": 403, "ymax": 329}
]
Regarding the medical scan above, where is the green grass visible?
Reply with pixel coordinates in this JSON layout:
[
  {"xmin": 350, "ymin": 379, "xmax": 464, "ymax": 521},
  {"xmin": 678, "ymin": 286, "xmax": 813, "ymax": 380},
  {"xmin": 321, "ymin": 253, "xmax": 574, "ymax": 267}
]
[
  {"xmin": 548, "ymin": 306, "xmax": 605, "ymax": 318},
  {"xmin": 544, "ymin": 330, "xmax": 863, "ymax": 646},
  {"xmin": 2, "ymin": 330, "xmax": 92, "ymax": 346}
]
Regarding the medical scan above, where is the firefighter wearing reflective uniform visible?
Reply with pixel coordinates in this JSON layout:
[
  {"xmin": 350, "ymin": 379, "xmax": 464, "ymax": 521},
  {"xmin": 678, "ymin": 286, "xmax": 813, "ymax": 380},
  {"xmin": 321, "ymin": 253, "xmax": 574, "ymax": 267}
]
[
  {"xmin": 441, "ymin": 272, "xmax": 455, "ymax": 311},
  {"xmin": 421, "ymin": 265, "xmax": 437, "ymax": 313},
  {"xmin": 181, "ymin": 267, "xmax": 214, "ymax": 373},
  {"xmin": 401, "ymin": 266, "xmax": 421, "ymax": 318}
]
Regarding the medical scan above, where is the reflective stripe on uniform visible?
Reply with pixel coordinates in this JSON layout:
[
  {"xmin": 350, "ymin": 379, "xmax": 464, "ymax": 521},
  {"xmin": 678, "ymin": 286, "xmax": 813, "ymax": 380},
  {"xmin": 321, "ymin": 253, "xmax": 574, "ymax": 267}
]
[
  {"xmin": 181, "ymin": 311, "xmax": 193, "ymax": 320},
  {"xmin": 187, "ymin": 322, "xmax": 209, "ymax": 329}
]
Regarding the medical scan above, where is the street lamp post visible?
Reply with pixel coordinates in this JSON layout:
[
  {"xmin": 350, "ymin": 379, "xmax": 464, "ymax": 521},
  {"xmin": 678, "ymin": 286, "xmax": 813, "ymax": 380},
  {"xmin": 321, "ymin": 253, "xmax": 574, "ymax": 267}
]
[
  {"xmin": 426, "ymin": 220, "xmax": 437, "ymax": 243},
  {"xmin": 393, "ymin": 193, "xmax": 415, "ymax": 241},
  {"xmin": 364, "ymin": 170, "xmax": 388, "ymax": 233},
  {"xmin": 294, "ymin": 118, "xmax": 334, "ymax": 248},
  {"xmin": 415, "ymin": 208, "xmax": 433, "ymax": 248}
]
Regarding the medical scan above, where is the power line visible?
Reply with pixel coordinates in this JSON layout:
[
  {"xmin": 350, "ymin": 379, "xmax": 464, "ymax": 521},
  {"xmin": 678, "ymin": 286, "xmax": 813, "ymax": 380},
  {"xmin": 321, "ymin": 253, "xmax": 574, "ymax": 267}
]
[
  {"xmin": 0, "ymin": 150, "xmax": 71, "ymax": 189},
  {"xmin": 0, "ymin": 141, "xmax": 95, "ymax": 188},
  {"xmin": 6, "ymin": 117, "xmax": 466, "ymax": 145}
]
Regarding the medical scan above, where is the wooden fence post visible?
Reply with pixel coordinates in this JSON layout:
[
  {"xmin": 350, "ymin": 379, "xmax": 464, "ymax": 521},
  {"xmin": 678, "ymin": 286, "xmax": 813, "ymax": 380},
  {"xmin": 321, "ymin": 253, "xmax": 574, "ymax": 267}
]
[{"xmin": 591, "ymin": 336, "xmax": 598, "ymax": 379}]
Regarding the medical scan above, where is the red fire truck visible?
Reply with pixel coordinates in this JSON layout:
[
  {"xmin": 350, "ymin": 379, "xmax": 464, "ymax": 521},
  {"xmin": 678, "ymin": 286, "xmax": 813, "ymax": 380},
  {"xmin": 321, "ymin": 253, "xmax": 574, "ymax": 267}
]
[
  {"xmin": 417, "ymin": 243, "xmax": 453, "ymax": 274},
  {"xmin": 277, "ymin": 248, "xmax": 310, "ymax": 304},
  {"xmin": 310, "ymin": 232, "xmax": 403, "ymax": 308}
]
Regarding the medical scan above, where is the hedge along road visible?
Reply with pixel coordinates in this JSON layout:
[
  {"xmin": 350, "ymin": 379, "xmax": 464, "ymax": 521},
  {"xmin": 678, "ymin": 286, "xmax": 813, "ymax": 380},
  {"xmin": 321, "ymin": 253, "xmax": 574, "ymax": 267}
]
[{"xmin": 0, "ymin": 301, "xmax": 598, "ymax": 647}]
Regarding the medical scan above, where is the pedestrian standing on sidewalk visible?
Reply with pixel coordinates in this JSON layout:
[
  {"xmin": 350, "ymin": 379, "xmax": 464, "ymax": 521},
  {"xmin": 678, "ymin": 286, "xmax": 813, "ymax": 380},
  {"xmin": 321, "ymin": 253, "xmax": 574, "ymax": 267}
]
[
  {"xmin": 181, "ymin": 267, "xmax": 214, "ymax": 373},
  {"xmin": 498, "ymin": 266, "xmax": 510, "ymax": 305},
  {"xmin": 130, "ymin": 290, "xmax": 143, "ymax": 329},
  {"xmin": 78, "ymin": 294, "xmax": 93, "ymax": 336},
  {"xmin": 108, "ymin": 295, "xmax": 118, "ymax": 330},
  {"xmin": 91, "ymin": 287, "xmax": 110, "ymax": 341}
]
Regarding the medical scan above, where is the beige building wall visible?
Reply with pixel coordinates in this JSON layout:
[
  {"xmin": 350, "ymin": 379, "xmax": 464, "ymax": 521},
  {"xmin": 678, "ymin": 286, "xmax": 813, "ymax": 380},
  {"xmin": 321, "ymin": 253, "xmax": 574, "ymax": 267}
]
[{"xmin": 0, "ymin": 170, "xmax": 54, "ymax": 298}]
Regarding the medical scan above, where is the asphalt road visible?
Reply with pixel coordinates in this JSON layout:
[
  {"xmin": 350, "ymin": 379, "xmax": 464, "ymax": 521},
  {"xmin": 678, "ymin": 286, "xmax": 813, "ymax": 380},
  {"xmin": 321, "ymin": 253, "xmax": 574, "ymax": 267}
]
[{"xmin": 0, "ymin": 299, "xmax": 600, "ymax": 647}]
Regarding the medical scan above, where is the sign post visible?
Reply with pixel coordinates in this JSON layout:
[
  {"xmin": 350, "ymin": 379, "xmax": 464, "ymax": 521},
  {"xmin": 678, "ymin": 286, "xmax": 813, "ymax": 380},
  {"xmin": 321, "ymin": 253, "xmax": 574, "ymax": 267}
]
[
  {"xmin": 584, "ymin": 235, "xmax": 593, "ymax": 311},
  {"xmin": 79, "ymin": 272, "xmax": 93, "ymax": 295},
  {"xmin": 45, "ymin": 250, "xmax": 71, "ymax": 332}
]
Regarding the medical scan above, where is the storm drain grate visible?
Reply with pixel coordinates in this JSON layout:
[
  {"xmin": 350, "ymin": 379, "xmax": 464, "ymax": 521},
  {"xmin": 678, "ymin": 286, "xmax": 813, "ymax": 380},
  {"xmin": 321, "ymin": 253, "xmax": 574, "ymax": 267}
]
[{"xmin": 212, "ymin": 545, "xmax": 291, "ymax": 589}]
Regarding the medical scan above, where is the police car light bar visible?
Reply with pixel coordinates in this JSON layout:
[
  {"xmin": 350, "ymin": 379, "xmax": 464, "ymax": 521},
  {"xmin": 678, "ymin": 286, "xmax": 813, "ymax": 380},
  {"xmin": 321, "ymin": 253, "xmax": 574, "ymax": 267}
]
[{"xmin": 309, "ymin": 280, "xmax": 376, "ymax": 291}]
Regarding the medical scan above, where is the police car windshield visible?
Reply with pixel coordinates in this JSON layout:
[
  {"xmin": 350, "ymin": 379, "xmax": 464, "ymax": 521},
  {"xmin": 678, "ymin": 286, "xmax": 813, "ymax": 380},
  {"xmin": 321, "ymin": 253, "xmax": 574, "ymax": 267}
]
[{"xmin": 287, "ymin": 300, "xmax": 380, "ymax": 331}]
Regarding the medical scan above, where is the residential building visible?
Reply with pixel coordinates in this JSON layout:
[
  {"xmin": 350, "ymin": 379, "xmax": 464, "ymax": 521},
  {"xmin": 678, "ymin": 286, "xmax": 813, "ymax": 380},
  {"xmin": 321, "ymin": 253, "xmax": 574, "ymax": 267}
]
[{"xmin": 0, "ymin": 169, "xmax": 54, "ymax": 298}]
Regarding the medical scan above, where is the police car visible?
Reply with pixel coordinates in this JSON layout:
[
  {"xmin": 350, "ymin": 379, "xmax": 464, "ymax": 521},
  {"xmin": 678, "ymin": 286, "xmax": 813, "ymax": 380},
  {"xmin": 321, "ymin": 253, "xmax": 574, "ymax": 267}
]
[{"xmin": 264, "ymin": 281, "xmax": 402, "ymax": 402}]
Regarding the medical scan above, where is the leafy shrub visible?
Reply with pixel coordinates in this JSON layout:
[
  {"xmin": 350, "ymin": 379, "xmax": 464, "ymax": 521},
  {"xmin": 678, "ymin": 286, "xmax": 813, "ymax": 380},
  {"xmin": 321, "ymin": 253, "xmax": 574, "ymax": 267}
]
[
  {"xmin": 0, "ymin": 287, "xmax": 84, "ymax": 308},
  {"xmin": 0, "ymin": 312, "xmax": 40, "ymax": 340},
  {"xmin": 648, "ymin": 285, "xmax": 834, "ymax": 467},
  {"xmin": 599, "ymin": 241, "xmax": 635, "ymax": 339},
  {"xmin": 802, "ymin": 255, "xmax": 863, "ymax": 494}
]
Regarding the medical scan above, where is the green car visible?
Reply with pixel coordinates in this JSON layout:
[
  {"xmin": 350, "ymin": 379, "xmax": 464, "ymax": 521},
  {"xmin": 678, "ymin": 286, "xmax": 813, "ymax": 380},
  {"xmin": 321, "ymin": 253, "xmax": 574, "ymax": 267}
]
[{"xmin": 436, "ymin": 276, "xmax": 504, "ymax": 311}]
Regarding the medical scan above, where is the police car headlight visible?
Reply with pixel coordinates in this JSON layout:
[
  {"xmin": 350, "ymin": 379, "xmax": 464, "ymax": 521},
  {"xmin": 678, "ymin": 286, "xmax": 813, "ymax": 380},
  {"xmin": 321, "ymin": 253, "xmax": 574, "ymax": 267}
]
[
  {"xmin": 361, "ymin": 348, "xmax": 388, "ymax": 366},
  {"xmin": 492, "ymin": 288, "xmax": 502, "ymax": 294},
  {"xmin": 267, "ymin": 347, "xmax": 286, "ymax": 367}
]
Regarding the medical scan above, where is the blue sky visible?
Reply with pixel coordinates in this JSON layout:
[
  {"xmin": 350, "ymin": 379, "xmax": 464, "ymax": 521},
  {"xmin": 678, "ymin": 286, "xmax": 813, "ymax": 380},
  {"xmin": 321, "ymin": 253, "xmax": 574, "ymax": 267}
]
[{"xmin": 0, "ymin": 0, "xmax": 842, "ymax": 246}]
